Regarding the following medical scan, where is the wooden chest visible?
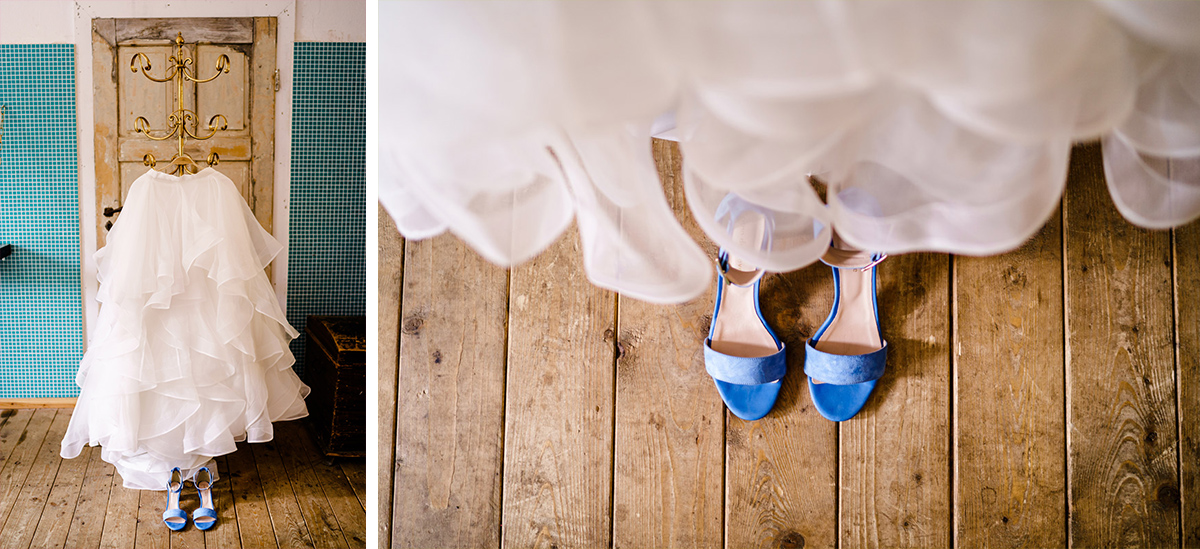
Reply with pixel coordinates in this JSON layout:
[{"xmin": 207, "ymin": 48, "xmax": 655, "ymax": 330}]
[{"xmin": 304, "ymin": 315, "xmax": 366, "ymax": 457}]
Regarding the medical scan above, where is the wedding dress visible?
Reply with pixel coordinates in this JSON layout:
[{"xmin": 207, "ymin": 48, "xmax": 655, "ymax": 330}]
[
  {"xmin": 61, "ymin": 168, "xmax": 310, "ymax": 490},
  {"xmin": 379, "ymin": 1, "xmax": 1200, "ymax": 304}
]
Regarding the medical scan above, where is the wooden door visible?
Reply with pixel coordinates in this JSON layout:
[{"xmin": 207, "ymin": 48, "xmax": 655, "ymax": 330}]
[{"xmin": 92, "ymin": 17, "xmax": 277, "ymax": 247}]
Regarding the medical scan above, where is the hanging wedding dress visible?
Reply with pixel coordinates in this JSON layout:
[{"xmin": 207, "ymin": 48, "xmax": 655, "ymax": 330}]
[
  {"xmin": 61, "ymin": 168, "xmax": 310, "ymax": 490},
  {"xmin": 378, "ymin": 1, "xmax": 1200, "ymax": 304}
]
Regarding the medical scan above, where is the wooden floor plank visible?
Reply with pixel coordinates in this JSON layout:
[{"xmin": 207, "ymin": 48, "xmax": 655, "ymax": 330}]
[
  {"xmin": 840, "ymin": 252, "xmax": 952, "ymax": 549},
  {"xmin": 204, "ymin": 456, "xmax": 242, "ymax": 549},
  {"xmin": 134, "ymin": 489, "xmax": 170, "ymax": 549},
  {"xmin": 272, "ymin": 422, "xmax": 349, "ymax": 549},
  {"xmin": 724, "ymin": 260, "xmax": 840, "ymax": 549},
  {"xmin": 954, "ymin": 212, "xmax": 1067, "ymax": 547},
  {"xmin": 286, "ymin": 423, "xmax": 367, "ymax": 548},
  {"xmin": 171, "ymin": 475, "xmax": 207, "ymax": 549},
  {"xmin": 502, "ymin": 227, "xmax": 617, "ymax": 548},
  {"xmin": 339, "ymin": 461, "xmax": 366, "ymax": 510},
  {"xmin": 1177, "ymin": 208, "xmax": 1200, "ymax": 548},
  {"xmin": 378, "ymin": 203, "xmax": 404, "ymax": 549},
  {"xmin": 99, "ymin": 474, "xmax": 140, "ymax": 549},
  {"xmin": 394, "ymin": 233, "xmax": 508, "ymax": 548},
  {"xmin": 226, "ymin": 442, "xmax": 277, "ymax": 549},
  {"xmin": 30, "ymin": 430, "xmax": 92, "ymax": 549},
  {"xmin": 1064, "ymin": 142, "xmax": 1180, "ymax": 547},
  {"xmin": 0, "ymin": 409, "xmax": 55, "ymax": 538},
  {"xmin": 613, "ymin": 140, "xmax": 725, "ymax": 548},
  {"xmin": 0, "ymin": 409, "xmax": 68, "ymax": 549},
  {"xmin": 252, "ymin": 440, "xmax": 316, "ymax": 549},
  {"xmin": 0, "ymin": 409, "xmax": 35, "ymax": 474},
  {"xmin": 64, "ymin": 446, "xmax": 116, "ymax": 549}
]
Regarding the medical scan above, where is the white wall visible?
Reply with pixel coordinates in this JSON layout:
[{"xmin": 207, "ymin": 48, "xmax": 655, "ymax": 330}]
[
  {"xmin": 0, "ymin": 1, "xmax": 74, "ymax": 43},
  {"xmin": 0, "ymin": 0, "xmax": 365, "ymax": 43}
]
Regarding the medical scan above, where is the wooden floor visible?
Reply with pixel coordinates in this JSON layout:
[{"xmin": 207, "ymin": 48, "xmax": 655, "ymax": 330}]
[
  {"xmin": 379, "ymin": 141, "xmax": 1200, "ymax": 549},
  {"xmin": 0, "ymin": 410, "xmax": 366, "ymax": 549}
]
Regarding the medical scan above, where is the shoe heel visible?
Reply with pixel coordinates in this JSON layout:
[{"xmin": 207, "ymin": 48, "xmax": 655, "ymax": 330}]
[
  {"xmin": 162, "ymin": 467, "xmax": 187, "ymax": 531},
  {"xmin": 191, "ymin": 466, "xmax": 218, "ymax": 531}
]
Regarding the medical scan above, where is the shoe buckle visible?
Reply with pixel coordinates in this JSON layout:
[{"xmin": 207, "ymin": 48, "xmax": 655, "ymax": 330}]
[
  {"xmin": 714, "ymin": 256, "xmax": 765, "ymax": 287},
  {"xmin": 855, "ymin": 252, "xmax": 887, "ymax": 271}
]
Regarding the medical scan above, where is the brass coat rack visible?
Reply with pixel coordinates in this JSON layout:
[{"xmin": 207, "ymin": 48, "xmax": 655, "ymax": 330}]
[{"xmin": 131, "ymin": 32, "xmax": 229, "ymax": 176}]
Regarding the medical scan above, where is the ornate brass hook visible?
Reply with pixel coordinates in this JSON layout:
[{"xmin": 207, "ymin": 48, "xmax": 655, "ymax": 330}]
[
  {"xmin": 186, "ymin": 54, "xmax": 231, "ymax": 84},
  {"xmin": 130, "ymin": 52, "xmax": 177, "ymax": 83}
]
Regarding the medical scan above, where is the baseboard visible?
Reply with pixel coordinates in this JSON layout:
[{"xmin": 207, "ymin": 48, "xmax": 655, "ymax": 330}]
[{"xmin": 0, "ymin": 398, "xmax": 77, "ymax": 409}]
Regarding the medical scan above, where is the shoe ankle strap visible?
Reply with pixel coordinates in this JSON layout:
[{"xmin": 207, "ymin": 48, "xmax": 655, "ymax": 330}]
[
  {"xmin": 715, "ymin": 253, "xmax": 765, "ymax": 288},
  {"xmin": 820, "ymin": 247, "xmax": 886, "ymax": 271}
]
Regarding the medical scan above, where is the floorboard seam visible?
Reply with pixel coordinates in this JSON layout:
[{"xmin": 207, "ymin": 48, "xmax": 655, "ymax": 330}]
[
  {"xmin": 0, "ymin": 409, "xmax": 57, "ymax": 542},
  {"xmin": 609, "ymin": 292, "xmax": 619, "ymax": 549},
  {"xmin": 248, "ymin": 445, "xmax": 283, "ymax": 549},
  {"xmin": 496, "ymin": 266, "xmax": 512, "ymax": 548},
  {"xmin": 1060, "ymin": 196, "xmax": 1072, "ymax": 548},
  {"xmin": 384, "ymin": 237, "xmax": 405, "ymax": 549},
  {"xmin": 1170, "ymin": 225, "xmax": 1185, "ymax": 548},
  {"xmin": 949, "ymin": 254, "xmax": 958, "ymax": 549}
]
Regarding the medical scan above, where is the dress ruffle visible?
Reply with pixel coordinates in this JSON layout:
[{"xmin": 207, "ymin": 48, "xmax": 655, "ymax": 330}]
[
  {"xmin": 379, "ymin": 1, "xmax": 1200, "ymax": 304},
  {"xmin": 62, "ymin": 168, "xmax": 309, "ymax": 490}
]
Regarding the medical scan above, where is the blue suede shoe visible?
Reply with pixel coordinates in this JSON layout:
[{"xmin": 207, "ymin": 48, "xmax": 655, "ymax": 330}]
[
  {"xmin": 805, "ymin": 244, "xmax": 887, "ymax": 422},
  {"xmin": 192, "ymin": 466, "xmax": 218, "ymax": 531},
  {"xmin": 163, "ymin": 467, "xmax": 186, "ymax": 531},
  {"xmin": 705, "ymin": 251, "xmax": 786, "ymax": 421}
]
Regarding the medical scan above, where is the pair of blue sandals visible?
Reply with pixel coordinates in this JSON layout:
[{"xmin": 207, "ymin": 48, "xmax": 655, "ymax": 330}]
[
  {"xmin": 705, "ymin": 242, "xmax": 887, "ymax": 422},
  {"xmin": 163, "ymin": 466, "xmax": 218, "ymax": 531}
]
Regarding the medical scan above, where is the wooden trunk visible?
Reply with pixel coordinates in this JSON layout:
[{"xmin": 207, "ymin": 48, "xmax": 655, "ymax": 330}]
[{"xmin": 305, "ymin": 315, "xmax": 366, "ymax": 457}]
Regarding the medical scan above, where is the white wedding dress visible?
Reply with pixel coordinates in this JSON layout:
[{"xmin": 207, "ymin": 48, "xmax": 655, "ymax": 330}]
[
  {"xmin": 379, "ymin": 1, "xmax": 1200, "ymax": 304},
  {"xmin": 61, "ymin": 168, "xmax": 310, "ymax": 490}
]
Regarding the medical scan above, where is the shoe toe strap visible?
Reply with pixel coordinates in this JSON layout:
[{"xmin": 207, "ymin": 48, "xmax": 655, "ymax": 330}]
[
  {"xmin": 804, "ymin": 340, "xmax": 887, "ymax": 385},
  {"xmin": 163, "ymin": 508, "xmax": 187, "ymax": 522},
  {"xmin": 193, "ymin": 507, "xmax": 217, "ymax": 521},
  {"xmin": 704, "ymin": 341, "xmax": 786, "ymax": 385}
]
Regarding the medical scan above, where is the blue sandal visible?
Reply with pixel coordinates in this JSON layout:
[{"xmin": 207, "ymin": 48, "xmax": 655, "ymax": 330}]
[
  {"xmin": 163, "ymin": 467, "xmax": 186, "ymax": 531},
  {"xmin": 705, "ymin": 250, "xmax": 786, "ymax": 421},
  {"xmin": 192, "ymin": 466, "xmax": 218, "ymax": 531},
  {"xmin": 805, "ymin": 242, "xmax": 887, "ymax": 422}
]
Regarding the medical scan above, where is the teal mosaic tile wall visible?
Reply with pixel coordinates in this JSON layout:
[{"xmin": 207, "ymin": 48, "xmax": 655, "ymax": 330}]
[
  {"xmin": 287, "ymin": 42, "xmax": 366, "ymax": 375},
  {"xmin": 0, "ymin": 45, "xmax": 84, "ymax": 398}
]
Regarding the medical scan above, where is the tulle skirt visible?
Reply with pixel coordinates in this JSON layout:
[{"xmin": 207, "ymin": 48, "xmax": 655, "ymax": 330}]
[
  {"xmin": 379, "ymin": 1, "xmax": 1200, "ymax": 304},
  {"xmin": 61, "ymin": 168, "xmax": 310, "ymax": 490}
]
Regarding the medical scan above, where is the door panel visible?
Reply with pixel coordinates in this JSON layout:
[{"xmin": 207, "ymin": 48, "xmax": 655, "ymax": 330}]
[
  {"xmin": 197, "ymin": 45, "xmax": 249, "ymax": 132},
  {"xmin": 116, "ymin": 46, "xmax": 178, "ymax": 134}
]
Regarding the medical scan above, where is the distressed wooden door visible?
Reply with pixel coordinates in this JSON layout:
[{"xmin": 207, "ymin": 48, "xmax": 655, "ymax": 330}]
[{"xmin": 92, "ymin": 17, "xmax": 277, "ymax": 247}]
